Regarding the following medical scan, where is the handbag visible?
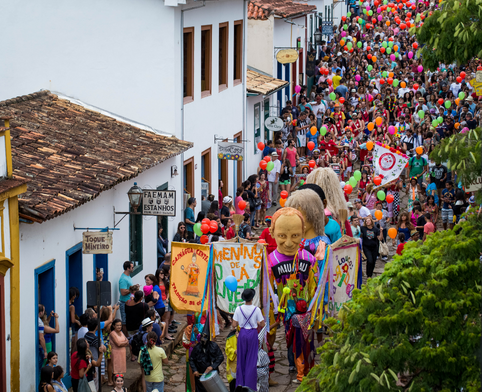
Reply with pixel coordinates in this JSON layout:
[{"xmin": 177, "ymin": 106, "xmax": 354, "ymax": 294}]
[
  {"xmin": 78, "ymin": 377, "xmax": 92, "ymax": 392},
  {"xmin": 379, "ymin": 240, "xmax": 389, "ymax": 257}
]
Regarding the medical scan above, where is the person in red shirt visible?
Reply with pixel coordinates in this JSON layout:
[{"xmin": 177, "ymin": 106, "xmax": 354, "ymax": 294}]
[
  {"xmin": 318, "ymin": 133, "xmax": 340, "ymax": 156},
  {"xmin": 396, "ymin": 233, "xmax": 406, "ymax": 256},
  {"xmin": 224, "ymin": 218, "xmax": 236, "ymax": 240},
  {"xmin": 259, "ymin": 216, "xmax": 277, "ymax": 254}
]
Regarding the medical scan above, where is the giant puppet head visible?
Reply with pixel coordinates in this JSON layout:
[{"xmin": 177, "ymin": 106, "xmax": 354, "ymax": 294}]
[
  {"xmin": 306, "ymin": 168, "xmax": 347, "ymax": 218},
  {"xmin": 269, "ymin": 207, "xmax": 305, "ymax": 256}
]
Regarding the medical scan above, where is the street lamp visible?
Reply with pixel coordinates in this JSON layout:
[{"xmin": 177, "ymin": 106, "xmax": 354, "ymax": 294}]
[
  {"xmin": 314, "ymin": 30, "xmax": 323, "ymax": 46},
  {"xmin": 127, "ymin": 182, "xmax": 143, "ymax": 212}
]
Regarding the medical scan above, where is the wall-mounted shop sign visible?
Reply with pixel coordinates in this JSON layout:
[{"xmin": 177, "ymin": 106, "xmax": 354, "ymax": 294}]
[
  {"xmin": 143, "ymin": 190, "xmax": 176, "ymax": 216},
  {"xmin": 276, "ymin": 49, "xmax": 299, "ymax": 64},
  {"xmin": 82, "ymin": 231, "xmax": 113, "ymax": 254}
]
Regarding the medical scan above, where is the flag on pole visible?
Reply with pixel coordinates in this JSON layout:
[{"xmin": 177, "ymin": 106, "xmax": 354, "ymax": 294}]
[{"xmin": 372, "ymin": 142, "xmax": 409, "ymax": 186}]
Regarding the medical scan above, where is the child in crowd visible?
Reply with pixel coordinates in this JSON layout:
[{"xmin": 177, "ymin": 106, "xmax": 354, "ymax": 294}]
[{"xmin": 396, "ymin": 233, "xmax": 406, "ymax": 256}]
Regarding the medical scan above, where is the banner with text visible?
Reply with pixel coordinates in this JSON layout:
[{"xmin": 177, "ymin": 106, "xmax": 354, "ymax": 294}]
[
  {"xmin": 328, "ymin": 243, "xmax": 361, "ymax": 314},
  {"xmin": 170, "ymin": 242, "xmax": 210, "ymax": 313},
  {"xmin": 213, "ymin": 242, "xmax": 263, "ymax": 313},
  {"xmin": 217, "ymin": 142, "xmax": 244, "ymax": 161},
  {"xmin": 373, "ymin": 143, "xmax": 409, "ymax": 186}
]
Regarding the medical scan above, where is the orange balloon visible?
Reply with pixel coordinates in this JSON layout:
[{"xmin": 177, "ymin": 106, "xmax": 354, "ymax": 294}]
[
  {"xmin": 393, "ymin": 45, "xmax": 399, "ymax": 52},
  {"xmin": 366, "ymin": 141, "xmax": 374, "ymax": 151},
  {"xmin": 367, "ymin": 122, "xmax": 375, "ymax": 131},
  {"xmin": 455, "ymin": 122, "xmax": 460, "ymax": 129},
  {"xmin": 388, "ymin": 227, "xmax": 397, "ymax": 239},
  {"xmin": 455, "ymin": 98, "xmax": 460, "ymax": 106},
  {"xmin": 386, "ymin": 20, "xmax": 391, "ymax": 26},
  {"xmin": 389, "ymin": 72, "xmax": 394, "ymax": 78},
  {"xmin": 280, "ymin": 198, "xmax": 286, "ymax": 207},
  {"xmin": 400, "ymin": 81, "xmax": 406, "ymax": 88},
  {"xmin": 415, "ymin": 146, "xmax": 424, "ymax": 155},
  {"xmin": 375, "ymin": 117, "xmax": 383, "ymax": 126},
  {"xmin": 310, "ymin": 126, "xmax": 317, "ymax": 135},
  {"xmin": 340, "ymin": 39, "xmax": 345, "ymax": 46},
  {"xmin": 372, "ymin": 56, "xmax": 377, "ymax": 63},
  {"xmin": 374, "ymin": 210, "xmax": 383, "ymax": 220}
]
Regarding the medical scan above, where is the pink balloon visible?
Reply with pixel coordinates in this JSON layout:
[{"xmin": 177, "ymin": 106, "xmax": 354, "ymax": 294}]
[
  {"xmin": 367, "ymin": 94, "xmax": 373, "ymax": 102},
  {"xmin": 295, "ymin": 85, "xmax": 301, "ymax": 93},
  {"xmin": 355, "ymin": 82, "xmax": 359, "ymax": 86},
  {"xmin": 393, "ymin": 28, "xmax": 399, "ymax": 34},
  {"xmin": 390, "ymin": 54, "xmax": 396, "ymax": 61},
  {"xmin": 355, "ymin": 74, "xmax": 361, "ymax": 81},
  {"xmin": 341, "ymin": 31, "xmax": 347, "ymax": 37},
  {"xmin": 366, "ymin": 5, "xmax": 370, "ymax": 10},
  {"xmin": 408, "ymin": 51, "xmax": 414, "ymax": 59},
  {"xmin": 377, "ymin": 7, "xmax": 382, "ymax": 13},
  {"xmin": 418, "ymin": 65, "xmax": 423, "ymax": 73},
  {"xmin": 388, "ymin": 126, "xmax": 395, "ymax": 134},
  {"xmin": 378, "ymin": 15, "xmax": 383, "ymax": 21}
]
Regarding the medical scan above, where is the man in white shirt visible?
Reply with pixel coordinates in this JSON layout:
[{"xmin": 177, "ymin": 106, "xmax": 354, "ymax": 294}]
[
  {"xmin": 355, "ymin": 199, "xmax": 371, "ymax": 226},
  {"xmin": 450, "ymin": 81, "xmax": 461, "ymax": 96},
  {"xmin": 311, "ymin": 94, "xmax": 327, "ymax": 128},
  {"xmin": 268, "ymin": 151, "xmax": 281, "ymax": 206}
]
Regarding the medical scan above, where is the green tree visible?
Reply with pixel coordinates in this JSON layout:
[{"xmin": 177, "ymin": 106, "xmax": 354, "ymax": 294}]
[
  {"xmin": 299, "ymin": 216, "xmax": 482, "ymax": 391},
  {"xmin": 414, "ymin": 0, "xmax": 482, "ymax": 70}
]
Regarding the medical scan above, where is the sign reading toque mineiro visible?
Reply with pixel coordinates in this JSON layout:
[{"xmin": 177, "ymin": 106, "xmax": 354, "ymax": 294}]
[
  {"xmin": 142, "ymin": 189, "xmax": 176, "ymax": 216},
  {"xmin": 82, "ymin": 231, "xmax": 113, "ymax": 254}
]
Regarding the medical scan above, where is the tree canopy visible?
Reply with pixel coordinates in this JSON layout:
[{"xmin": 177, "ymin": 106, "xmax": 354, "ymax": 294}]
[
  {"xmin": 414, "ymin": 0, "xmax": 482, "ymax": 70},
  {"xmin": 299, "ymin": 216, "xmax": 482, "ymax": 391}
]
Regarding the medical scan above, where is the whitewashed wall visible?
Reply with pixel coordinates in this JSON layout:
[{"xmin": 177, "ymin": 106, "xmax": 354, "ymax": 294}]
[
  {"xmin": 247, "ymin": 16, "xmax": 275, "ymax": 76},
  {"xmin": 2, "ymin": 199, "xmax": 12, "ymax": 391},
  {"xmin": 15, "ymin": 158, "xmax": 182, "ymax": 391}
]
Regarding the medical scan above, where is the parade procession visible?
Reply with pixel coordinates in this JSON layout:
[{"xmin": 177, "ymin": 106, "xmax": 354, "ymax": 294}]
[{"xmin": 0, "ymin": 0, "xmax": 481, "ymax": 391}]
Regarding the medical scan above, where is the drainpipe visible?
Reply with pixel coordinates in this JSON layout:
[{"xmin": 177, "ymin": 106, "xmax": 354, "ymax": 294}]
[
  {"xmin": 243, "ymin": 0, "xmax": 247, "ymax": 179},
  {"xmin": 180, "ymin": 1, "xmax": 206, "ymax": 210}
]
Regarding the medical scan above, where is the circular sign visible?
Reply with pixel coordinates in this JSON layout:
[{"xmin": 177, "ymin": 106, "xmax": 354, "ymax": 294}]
[
  {"xmin": 379, "ymin": 153, "xmax": 396, "ymax": 171},
  {"xmin": 264, "ymin": 116, "xmax": 284, "ymax": 132}
]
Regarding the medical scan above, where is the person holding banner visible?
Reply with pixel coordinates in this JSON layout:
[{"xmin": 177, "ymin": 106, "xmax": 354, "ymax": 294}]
[{"xmin": 232, "ymin": 288, "xmax": 265, "ymax": 391}]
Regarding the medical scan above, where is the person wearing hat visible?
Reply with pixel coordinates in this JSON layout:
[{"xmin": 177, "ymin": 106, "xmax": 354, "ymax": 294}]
[
  {"xmin": 232, "ymin": 288, "xmax": 265, "ymax": 390},
  {"xmin": 466, "ymin": 95, "xmax": 476, "ymax": 113},
  {"xmin": 408, "ymin": 229, "xmax": 420, "ymax": 242},
  {"xmin": 268, "ymin": 151, "xmax": 281, "ymax": 205},
  {"xmin": 220, "ymin": 196, "xmax": 233, "ymax": 219}
]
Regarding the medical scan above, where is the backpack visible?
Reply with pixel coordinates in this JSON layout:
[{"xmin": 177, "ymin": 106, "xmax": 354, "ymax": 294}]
[
  {"xmin": 410, "ymin": 156, "xmax": 427, "ymax": 167},
  {"xmin": 130, "ymin": 332, "xmax": 145, "ymax": 356},
  {"xmin": 239, "ymin": 223, "xmax": 248, "ymax": 239}
]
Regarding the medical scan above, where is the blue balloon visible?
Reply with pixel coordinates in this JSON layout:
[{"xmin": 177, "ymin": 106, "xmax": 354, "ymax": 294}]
[{"xmin": 224, "ymin": 276, "xmax": 238, "ymax": 292}]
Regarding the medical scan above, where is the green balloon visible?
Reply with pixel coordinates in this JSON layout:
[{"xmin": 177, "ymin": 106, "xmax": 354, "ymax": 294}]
[
  {"xmin": 330, "ymin": 92, "xmax": 336, "ymax": 101},
  {"xmin": 267, "ymin": 161, "xmax": 274, "ymax": 172},
  {"xmin": 395, "ymin": 52, "xmax": 399, "ymax": 58},
  {"xmin": 382, "ymin": 71, "xmax": 388, "ymax": 78},
  {"xmin": 437, "ymin": 116, "xmax": 443, "ymax": 124},
  {"xmin": 458, "ymin": 92, "xmax": 465, "ymax": 100},
  {"xmin": 344, "ymin": 24, "xmax": 348, "ymax": 30},
  {"xmin": 417, "ymin": 110, "xmax": 424, "ymax": 118},
  {"xmin": 377, "ymin": 190, "xmax": 386, "ymax": 201},
  {"xmin": 432, "ymin": 119, "xmax": 438, "ymax": 127},
  {"xmin": 354, "ymin": 170, "xmax": 362, "ymax": 181},
  {"xmin": 320, "ymin": 126, "xmax": 327, "ymax": 136},
  {"xmin": 368, "ymin": 65, "xmax": 373, "ymax": 71},
  {"xmin": 347, "ymin": 11, "xmax": 352, "ymax": 17},
  {"xmin": 386, "ymin": 47, "xmax": 392, "ymax": 54},
  {"xmin": 347, "ymin": 42, "xmax": 353, "ymax": 49},
  {"xmin": 194, "ymin": 222, "xmax": 203, "ymax": 237},
  {"xmin": 300, "ymin": 180, "xmax": 305, "ymax": 186},
  {"xmin": 368, "ymin": 10, "xmax": 373, "ymax": 15},
  {"xmin": 444, "ymin": 100, "xmax": 451, "ymax": 109},
  {"xmin": 349, "ymin": 177, "xmax": 357, "ymax": 187},
  {"xmin": 388, "ymin": 41, "xmax": 394, "ymax": 47},
  {"xmin": 387, "ymin": 6, "xmax": 391, "ymax": 11},
  {"xmin": 357, "ymin": 41, "xmax": 362, "ymax": 48},
  {"xmin": 382, "ymin": 42, "xmax": 388, "ymax": 48},
  {"xmin": 383, "ymin": 0, "xmax": 388, "ymax": 4},
  {"xmin": 393, "ymin": 79, "xmax": 399, "ymax": 87},
  {"xmin": 358, "ymin": 18, "xmax": 363, "ymax": 24},
  {"xmin": 363, "ymin": 9, "xmax": 367, "ymax": 14}
]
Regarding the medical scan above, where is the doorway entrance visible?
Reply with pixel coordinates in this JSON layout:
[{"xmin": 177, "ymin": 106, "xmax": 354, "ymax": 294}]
[
  {"xmin": 65, "ymin": 243, "xmax": 83, "ymax": 387},
  {"xmin": 35, "ymin": 260, "xmax": 56, "ymax": 388},
  {"xmin": 157, "ymin": 183, "xmax": 169, "ymax": 267},
  {"xmin": 94, "ymin": 254, "xmax": 108, "ymax": 282}
]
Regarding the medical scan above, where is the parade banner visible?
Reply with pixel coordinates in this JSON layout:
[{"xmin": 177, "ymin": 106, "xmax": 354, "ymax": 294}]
[
  {"xmin": 213, "ymin": 242, "xmax": 263, "ymax": 313},
  {"xmin": 170, "ymin": 242, "xmax": 210, "ymax": 313},
  {"xmin": 328, "ymin": 243, "xmax": 362, "ymax": 314},
  {"xmin": 373, "ymin": 142, "xmax": 409, "ymax": 186}
]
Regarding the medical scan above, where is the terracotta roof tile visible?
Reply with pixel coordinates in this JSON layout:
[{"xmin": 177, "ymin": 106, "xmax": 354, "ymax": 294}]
[
  {"xmin": 248, "ymin": 0, "xmax": 316, "ymax": 20},
  {"xmin": 247, "ymin": 68, "xmax": 289, "ymax": 95},
  {"xmin": 0, "ymin": 91, "xmax": 193, "ymax": 222}
]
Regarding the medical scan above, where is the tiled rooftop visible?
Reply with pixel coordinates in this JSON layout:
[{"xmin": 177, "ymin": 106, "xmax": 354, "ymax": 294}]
[
  {"xmin": 247, "ymin": 68, "xmax": 289, "ymax": 95},
  {"xmin": 247, "ymin": 0, "xmax": 316, "ymax": 20},
  {"xmin": 0, "ymin": 91, "xmax": 193, "ymax": 223}
]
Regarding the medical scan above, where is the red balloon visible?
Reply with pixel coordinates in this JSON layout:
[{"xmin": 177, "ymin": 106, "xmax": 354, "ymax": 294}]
[
  {"xmin": 400, "ymin": 23, "xmax": 406, "ymax": 30},
  {"xmin": 339, "ymin": 97, "xmax": 345, "ymax": 104},
  {"xmin": 264, "ymin": 155, "xmax": 271, "ymax": 162},
  {"xmin": 456, "ymin": 76, "xmax": 462, "ymax": 83},
  {"xmin": 202, "ymin": 218, "xmax": 211, "ymax": 225},
  {"xmin": 380, "ymin": 47, "xmax": 386, "ymax": 53},
  {"xmin": 344, "ymin": 184, "xmax": 353, "ymax": 194},
  {"xmin": 200, "ymin": 235, "xmax": 209, "ymax": 244},
  {"xmin": 373, "ymin": 176, "xmax": 382, "ymax": 186},
  {"xmin": 209, "ymin": 221, "xmax": 218, "ymax": 233},
  {"xmin": 342, "ymin": 15, "xmax": 347, "ymax": 21},
  {"xmin": 412, "ymin": 42, "xmax": 418, "ymax": 49},
  {"xmin": 438, "ymin": 98, "xmax": 444, "ymax": 105},
  {"xmin": 257, "ymin": 239, "xmax": 266, "ymax": 244},
  {"xmin": 460, "ymin": 71, "xmax": 466, "ymax": 79},
  {"xmin": 259, "ymin": 160, "xmax": 267, "ymax": 170},
  {"xmin": 309, "ymin": 160, "xmax": 316, "ymax": 168},
  {"xmin": 201, "ymin": 224, "xmax": 210, "ymax": 234},
  {"xmin": 411, "ymin": 4, "xmax": 415, "ymax": 9},
  {"xmin": 367, "ymin": 46, "xmax": 371, "ymax": 51},
  {"xmin": 413, "ymin": 83, "xmax": 419, "ymax": 90},
  {"xmin": 280, "ymin": 190, "xmax": 289, "ymax": 199},
  {"xmin": 387, "ymin": 78, "xmax": 393, "ymax": 85},
  {"xmin": 386, "ymin": 194, "xmax": 394, "ymax": 203},
  {"xmin": 238, "ymin": 200, "xmax": 247, "ymax": 210},
  {"xmin": 405, "ymin": 17, "xmax": 410, "ymax": 22},
  {"xmin": 344, "ymin": 45, "xmax": 348, "ymax": 51},
  {"xmin": 257, "ymin": 142, "xmax": 265, "ymax": 150},
  {"xmin": 372, "ymin": 17, "xmax": 377, "ymax": 24},
  {"xmin": 380, "ymin": 78, "xmax": 385, "ymax": 85},
  {"xmin": 368, "ymin": 54, "xmax": 372, "ymax": 60},
  {"xmin": 307, "ymin": 141, "xmax": 315, "ymax": 151},
  {"xmin": 327, "ymin": 79, "xmax": 333, "ymax": 85},
  {"xmin": 406, "ymin": 11, "xmax": 411, "ymax": 17}
]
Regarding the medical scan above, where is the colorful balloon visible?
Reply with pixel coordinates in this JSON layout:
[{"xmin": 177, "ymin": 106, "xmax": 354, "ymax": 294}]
[
  {"xmin": 266, "ymin": 161, "xmax": 274, "ymax": 172},
  {"xmin": 354, "ymin": 170, "xmax": 362, "ymax": 181},
  {"xmin": 194, "ymin": 222, "xmax": 203, "ymax": 237},
  {"xmin": 386, "ymin": 194, "xmax": 394, "ymax": 203},
  {"xmin": 374, "ymin": 210, "xmax": 383, "ymax": 220},
  {"xmin": 366, "ymin": 141, "xmax": 374, "ymax": 150},
  {"xmin": 377, "ymin": 190, "xmax": 386, "ymax": 201},
  {"xmin": 200, "ymin": 235, "xmax": 209, "ymax": 244},
  {"xmin": 257, "ymin": 142, "xmax": 265, "ymax": 150},
  {"xmin": 388, "ymin": 227, "xmax": 397, "ymax": 239},
  {"xmin": 225, "ymin": 275, "xmax": 238, "ymax": 292},
  {"xmin": 280, "ymin": 190, "xmax": 288, "ymax": 199},
  {"xmin": 309, "ymin": 160, "xmax": 316, "ymax": 168},
  {"xmin": 209, "ymin": 221, "xmax": 218, "ymax": 233},
  {"xmin": 307, "ymin": 141, "xmax": 315, "ymax": 151},
  {"xmin": 238, "ymin": 200, "xmax": 247, "ymax": 210},
  {"xmin": 344, "ymin": 184, "xmax": 353, "ymax": 194},
  {"xmin": 259, "ymin": 160, "xmax": 267, "ymax": 170},
  {"xmin": 373, "ymin": 176, "xmax": 382, "ymax": 186},
  {"xmin": 415, "ymin": 146, "xmax": 424, "ymax": 155},
  {"xmin": 320, "ymin": 126, "xmax": 327, "ymax": 136}
]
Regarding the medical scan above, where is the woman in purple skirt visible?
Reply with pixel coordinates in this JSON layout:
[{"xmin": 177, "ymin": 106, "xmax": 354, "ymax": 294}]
[{"xmin": 232, "ymin": 288, "xmax": 265, "ymax": 390}]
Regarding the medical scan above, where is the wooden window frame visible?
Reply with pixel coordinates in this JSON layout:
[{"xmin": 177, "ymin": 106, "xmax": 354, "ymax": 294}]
[
  {"xmin": 183, "ymin": 27, "xmax": 195, "ymax": 104},
  {"xmin": 184, "ymin": 157, "xmax": 195, "ymax": 197},
  {"xmin": 233, "ymin": 131, "xmax": 243, "ymax": 188},
  {"xmin": 201, "ymin": 148, "xmax": 212, "ymax": 194},
  {"xmin": 219, "ymin": 22, "xmax": 229, "ymax": 92},
  {"xmin": 233, "ymin": 20, "xmax": 243, "ymax": 86},
  {"xmin": 201, "ymin": 25, "xmax": 212, "ymax": 98}
]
